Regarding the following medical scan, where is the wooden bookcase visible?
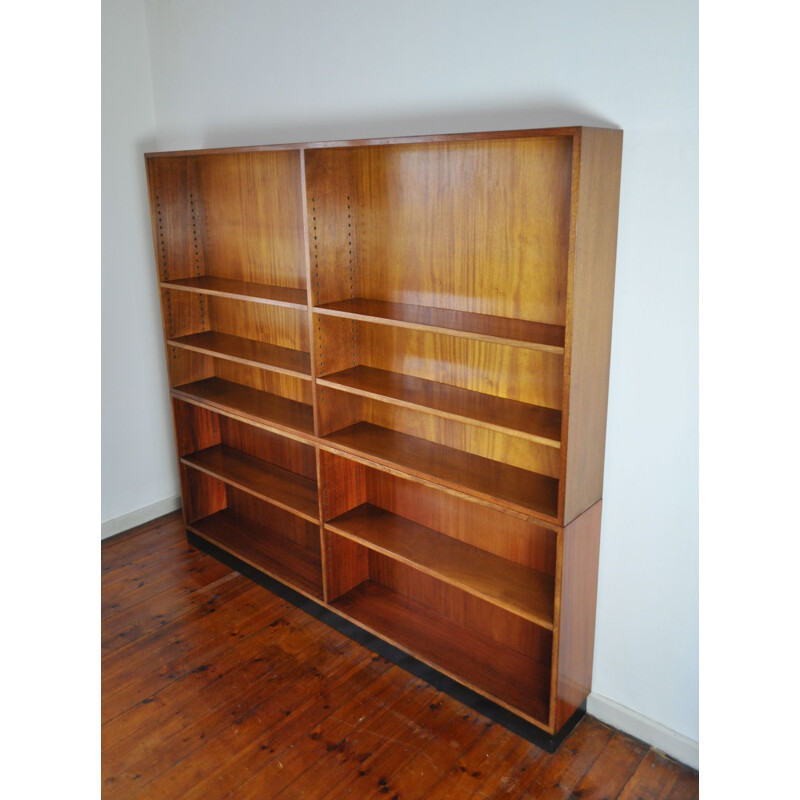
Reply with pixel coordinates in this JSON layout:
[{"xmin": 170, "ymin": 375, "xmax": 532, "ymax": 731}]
[{"xmin": 145, "ymin": 126, "xmax": 623, "ymax": 736}]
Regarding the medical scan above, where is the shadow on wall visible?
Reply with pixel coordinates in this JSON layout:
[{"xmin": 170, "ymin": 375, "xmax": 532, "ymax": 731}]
[{"xmin": 159, "ymin": 100, "xmax": 620, "ymax": 150}]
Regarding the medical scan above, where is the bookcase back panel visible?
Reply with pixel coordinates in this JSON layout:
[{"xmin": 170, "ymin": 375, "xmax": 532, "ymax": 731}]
[
  {"xmin": 365, "ymin": 399, "xmax": 562, "ymax": 478},
  {"xmin": 316, "ymin": 387, "xmax": 561, "ymax": 479},
  {"xmin": 166, "ymin": 346, "xmax": 215, "ymax": 387},
  {"xmin": 172, "ymin": 398, "xmax": 316, "ymax": 482},
  {"xmin": 161, "ymin": 288, "xmax": 210, "ymax": 339},
  {"xmin": 358, "ymin": 321, "xmax": 563, "ymax": 410},
  {"xmin": 307, "ymin": 137, "xmax": 572, "ymax": 325},
  {"xmin": 368, "ymin": 553, "xmax": 552, "ymax": 664},
  {"xmin": 218, "ymin": 417, "xmax": 317, "ymax": 481},
  {"xmin": 214, "ymin": 359, "xmax": 312, "ymax": 405},
  {"xmin": 208, "ymin": 296, "xmax": 309, "ymax": 352},
  {"xmin": 148, "ymin": 156, "xmax": 198, "ymax": 282},
  {"xmin": 193, "ymin": 151, "xmax": 307, "ymax": 289},
  {"xmin": 363, "ymin": 468, "xmax": 557, "ymax": 575},
  {"xmin": 166, "ymin": 347, "xmax": 310, "ymax": 403},
  {"xmin": 226, "ymin": 487, "xmax": 320, "ymax": 553}
]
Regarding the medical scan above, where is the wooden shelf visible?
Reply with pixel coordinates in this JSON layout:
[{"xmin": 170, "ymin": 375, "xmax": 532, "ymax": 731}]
[
  {"xmin": 326, "ymin": 504, "xmax": 554, "ymax": 627},
  {"xmin": 182, "ymin": 444, "xmax": 319, "ymax": 523},
  {"xmin": 314, "ymin": 298, "xmax": 565, "ymax": 353},
  {"xmin": 169, "ymin": 331, "xmax": 311, "ymax": 379},
  {"xmin": 323, "ymin": 422, "xmax": 559, "ymax": 520},
  {"xmin": 161, "ymin": 276, "xmax": 308, "ymax": 309},
  {"xmin": 318, "ymin": 366, "xmax": 561, "ymax": 447},
  {"xmin": 171, "ymin": 377, "xmax": 314, "ymax": 437},
  {"xmin": 331, "ymin": 580, "xmax": 550, "ymax": 723},
  {"xmin": 188, "ymin": 509, "xmax": 322, "ymax": 599}
]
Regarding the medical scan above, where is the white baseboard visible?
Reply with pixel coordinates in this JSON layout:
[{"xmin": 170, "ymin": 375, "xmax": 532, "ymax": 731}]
[
  {"xmin": 587, "ymin": 692, "xmax": 699, "ymax": 770},
  {"xmin": 101, "ymin": 495, "xmax": 182, "ymax": 539}
]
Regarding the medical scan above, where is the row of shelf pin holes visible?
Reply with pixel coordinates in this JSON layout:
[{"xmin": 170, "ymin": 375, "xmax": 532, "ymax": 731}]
[
  {"xmin": 348, "ymin": 196, "xmax": 357, "ymax": 368},
  {"xmin": 156, "ymin": 195, "xmax": 176, "ymax": 353},
  {"xmin": 190, "ymin": 193, "xmax": 206, "ymax": 330}
]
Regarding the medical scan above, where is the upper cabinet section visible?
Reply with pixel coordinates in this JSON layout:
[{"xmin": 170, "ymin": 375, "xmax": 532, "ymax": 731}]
[
  {"xmin": 147, "ymin": 150, "xmax": 308, "ymax": 308},
  {"xmin": 305, "ymin": 135, "xmax": 573, "ymax": 351},
  {"xmin": 146, "ymin": 127, "xmax": 623, "ymax": 526}
]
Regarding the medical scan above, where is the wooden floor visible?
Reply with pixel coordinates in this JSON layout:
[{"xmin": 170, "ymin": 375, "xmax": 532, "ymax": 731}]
[{"xmin": 102, "ymin": 512, "xmax": 698, "ymax": 799}]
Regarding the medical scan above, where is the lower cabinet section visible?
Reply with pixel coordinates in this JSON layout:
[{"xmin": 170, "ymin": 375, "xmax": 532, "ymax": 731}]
[
  {"xmin": 325, "ymin": 539, "xmax": 553, "ymax": 725},
  {"xmin": 183, "ymin": 474, "xmax": 324, "ymax": 600},
  {"xmin": 168, "ymin": 398, "xmax": 600, "ymax": 736}
]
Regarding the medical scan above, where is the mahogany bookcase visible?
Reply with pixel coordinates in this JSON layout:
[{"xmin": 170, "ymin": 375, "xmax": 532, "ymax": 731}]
[{"xmin": 145, "ymin": 126, "xmax": 623, "ymax": 738}]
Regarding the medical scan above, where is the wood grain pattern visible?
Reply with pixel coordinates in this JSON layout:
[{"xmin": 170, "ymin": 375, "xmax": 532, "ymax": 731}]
[
  {"xmin": 160, "ymin": 276, "xmax": 308, "ymax": 308},
  {"xmin": 571, "ymin": 730, "xmax": 649, "ymax": 799},
  {"xmin": 364, "ymin": 394, "xmax": 563, "ymax": 479},
  {"xmin": 561, "ymin": 128, "xmax": 623, "ymax": 524},
  {"xmin": 189, "ymin": 509, "xmax": 322, "ymax": 599},
  {"xmin": 146, "ymin": 126, "xmax": 587, "ymax": 157},
  {"xmin": 553, "ymin": 500, "xmax": 603, "ymax": 731},
  {"xmin": 354, "ymin": 319, "xmax": 565, "ymax": 410},
  {"xmin": 326, "ymin": 503, "xmax": 555, "ymax": 627},
  {"xmin": 218, "ymin": 415, "xmax": 317, "ymax": 479},
  {"xmin": 323, "ymin": 530, "xmax": 369, "ymax": 603},
  {"xmin": 617, "ymin": 749, "xmax": 684, "ymax": 800},
  {"xmin": 181, "ymin": 444, "xmax": 319, "ymax": 522},
  {"xmin": 368, "ymin": 551, "xmax": 553, "ymax": 666},
  {"xmin": 324, "ymin": 421, "xmax": 559, "ymax": 519},
  {"xmin": 169, "ymin": 331, "xmax": 311, "ymax": 378},
  {"xmin": 171, "ymin": 377, "xmax": 314, "ymax": 436},
  {"xmin": 319, "ymin": 449, "xmax": 366, "ymax": 521},
  {"xmin": 314, "ymin": 297, "xmax": 566, "ymax": 351},
  {"xmin": 172, "ymin": 398, "xmax": 221, "ymax": 458},
  {"xmin": 193, "ymin": 150, "xmax": 307, "ymax": 290},
  {"xmin": 363, "ymin": 464, "xmax": 558, "ymax": 572},
  {"xmin": 308, "ymin": 138, "xmax": 572, "ymax": 324},
  {"xmin": 213, "ymin": 355, "xmax": 312, "ymax": 405},
  {"xmin": 331, "ymin": 579, "xmax": 551, "ymax": 724},
  {"xmin": 319, "ymin": 365, "xmax": 562, "ymax": 446},
  {"xmin": 209, "ymin": 294, "xmax": 309, "ymax": 352}
]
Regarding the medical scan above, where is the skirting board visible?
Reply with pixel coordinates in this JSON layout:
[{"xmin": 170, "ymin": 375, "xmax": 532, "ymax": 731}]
[
  {"xmin": 101, "ymin": 494, "xmax": 181, "ymax": 539},
  {"xmin": 587, "ymin": 693, "xmax": 698, "ymax": 770}
]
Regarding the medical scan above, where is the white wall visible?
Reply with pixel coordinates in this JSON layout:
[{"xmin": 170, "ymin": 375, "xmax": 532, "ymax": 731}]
[
  {"xmin": 103, "ymin": 0, "xmax": 698, "ymax": 759},
  {"xmin": 102, "ymin": 0, "xmax": 180, "ymax": 533}
]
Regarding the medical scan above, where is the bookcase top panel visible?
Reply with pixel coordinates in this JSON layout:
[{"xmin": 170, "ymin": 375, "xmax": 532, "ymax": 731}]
[{"xmin": 144, "ymin": 125, "xmax": 615, "ymax": 158}]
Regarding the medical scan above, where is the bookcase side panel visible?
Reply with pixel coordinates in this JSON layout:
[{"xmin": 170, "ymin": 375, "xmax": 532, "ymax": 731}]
[
  {"xmin": 561, "ymin": 129, "xmax": 623, "ymax": 524},
  {"xmin": 553, "ymin": 500, "xmax": 602, "ymax": 731}
]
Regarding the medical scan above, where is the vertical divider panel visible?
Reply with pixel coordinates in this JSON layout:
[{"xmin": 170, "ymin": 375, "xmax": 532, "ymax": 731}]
[
  {"xmin": 317, "ymin": 386, "xmax": 364, "ymax": 437},
  {"xmin": 320, "ymin": 451, "xmax": 368, "ymax": 602},
  {"xmin": 304, "ymin": 147, "xmax": 361, "ymax": 307},
  {"xmin": 320, "ymin": 451, "xmax": 366, "ymax": 522},
  {"xmin": 298, "ymin": 148, "xmax": 322, "ymax": 439},
  {"xmin": 167, "ymin": 347, "xmax": 214, "ymax": 388},
  {"xmin": 172, "ymin": 399, "xmax": 221, "ymax": 457},
  {"xmin": 161, "ymin": 289, "xmax": 210, "ymax": 340},
  {"xmin": 325, "ymin": 535, "xmax": 369, "ymax": 603},
  {"xmin": 180, "ymin": 465, "xmax": 226, "ymax": 523}
]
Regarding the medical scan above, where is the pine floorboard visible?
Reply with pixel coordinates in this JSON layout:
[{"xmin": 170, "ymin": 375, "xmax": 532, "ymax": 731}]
[{"xmin": 102, "ymin": 511, "xmax": 698, "ymax": 799}]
